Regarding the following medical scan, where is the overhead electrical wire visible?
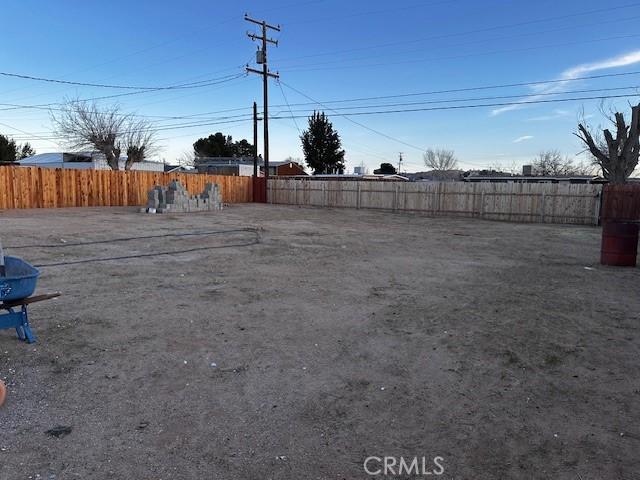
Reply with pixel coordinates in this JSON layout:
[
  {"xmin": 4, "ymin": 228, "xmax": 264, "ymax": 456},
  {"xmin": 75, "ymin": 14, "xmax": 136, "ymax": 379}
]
[
  {"xmin": 269, "ymin": 92, "xmax": 640, "ymax": 119},
  {"xmin": 274, "ymin": 81, "xmax": 640, "ymax": 170},
  {"xmin": 277, "ymin": 80, "xmax": 302, "ymax": 135},
  {"xmin": 7, "ymin": 117, "xmax": 255, "ymax": 143},
  {"xmin": 0, "ymin": 72, "xmax": 247, "ymax": 115},
  {"xmin": 279, "ymin": 80, "xmax": 436, "ymax": 157},
  {"xmin": 269, "ymin": 85, "xmax": 640, "ymax": 115},
  {"xmin": 10, "ymin": 87, "xmax": 640, "ymax": 145},
  {"xmin": 275, "ymin": 1, "xmax": 640, "ymax": 63},
  {"xmin": 0, "ymin": 0, "xmax": 326, "ymax": 100},
  {"xmin": 272, "ymin": 70, "xmax": 640, "ymax": 107},
  {"xmin": 3, "ymin": 69, "xmax": 639, "ymax": 120},
  {"xmin": 0, "ymin": 70, "xmax": 245, "ymax": 90},
  {"xmin": 279, "ymin": 33, "xmax": 640, "ymax": 73},
  {"xmin": 277, "ymin": 13, "xmax": 640, "ymax": 68}
]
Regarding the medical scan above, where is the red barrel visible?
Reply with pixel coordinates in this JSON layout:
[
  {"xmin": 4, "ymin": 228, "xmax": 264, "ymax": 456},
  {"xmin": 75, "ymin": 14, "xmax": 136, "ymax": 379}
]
[{"xmin": 601, "ymin": 222, "xmax": 639, "ymax": 267}]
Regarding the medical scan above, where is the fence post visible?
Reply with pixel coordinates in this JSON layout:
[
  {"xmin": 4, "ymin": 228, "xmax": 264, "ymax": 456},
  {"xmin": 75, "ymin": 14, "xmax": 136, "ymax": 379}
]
[
  {"xmin": 393, "ymin": 184, "xmax": 399, "ymax": 212},
  {"xmin": 480, "ymin": 191, "xmax": 485, "ymax": 218},
  {"xmin": 594, "ymin": 188, "xmax": 601, "ymax": 226},
  {"xmin": 293, "ymin": 180, "xmax": 297, "ymax": 205},
  {"xmin": 357, "ymin": 182, "xmax": 361, "ymax": 209},
  {"xmin": 540, "ymin": 192, "xmax": 546, "ymax": 223}
]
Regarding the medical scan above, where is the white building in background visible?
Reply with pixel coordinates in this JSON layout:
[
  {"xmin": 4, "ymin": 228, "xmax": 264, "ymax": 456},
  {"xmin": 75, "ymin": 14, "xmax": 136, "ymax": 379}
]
[
  {"xmin": 354, "ymin": 163, "xmax": 369, "ymax": 175},
  {"xmin": 17, "ymin": 152, "xmax": 165, "ymax": 172}
]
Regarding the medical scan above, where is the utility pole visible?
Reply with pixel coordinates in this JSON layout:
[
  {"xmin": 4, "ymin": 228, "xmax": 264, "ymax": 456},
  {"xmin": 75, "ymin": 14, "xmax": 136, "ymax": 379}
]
[
  {"xmin": 253, "ymin": 101, "xmax": 259, "ymax": 177},
  {"xmin": 245, "ymin": 14, "xmax": 280, "ymax": 184},
  {"xmin": 397, "ymin": 152, "xmax": 404, "ymax": 174}
]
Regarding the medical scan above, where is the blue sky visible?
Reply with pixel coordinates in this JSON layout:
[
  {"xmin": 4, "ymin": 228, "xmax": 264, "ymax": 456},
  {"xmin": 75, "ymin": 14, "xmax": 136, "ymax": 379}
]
[{"xmin": 1, "ymin": 0, "xmax": 640, "ymax": 173}]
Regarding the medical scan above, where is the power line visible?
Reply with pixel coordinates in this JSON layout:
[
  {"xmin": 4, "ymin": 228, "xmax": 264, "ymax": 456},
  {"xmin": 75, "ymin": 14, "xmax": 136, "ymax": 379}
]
[
  {"xmin": 279, "ymin": 80, "xmax": 432, "ymax": 155},
  {"xmin": 270, "ymin": 91, "xmax": 640, "ymax": 119},
  {"xmin": 274, "ymin": 82, "xmax": 639, "ymax": 170},
  {"xmin": 0, "ymin": 70, "xmax": 245, "ymax": 91},
  {"xmin": 272, "ymin": 70, "xmax": 640, "ymax": 107},
  {"xmin": 277, "ymin": 80, "xmax": 301, "ymax": 135},
  {"xmin": 0, "ymin": 121, "xmax": 62, "ymax": 147},
  {"xmin": 275, "ymin": 2, "xmax": 640, "ymax": 64},
  {"xmin": 0, "ymin": 101, "xmax": 252, "ymax": 121},
  {"xmin": 3, "ymin": 70, "xmax": 639, "ymax": 121},
  {"xmin": 280, "ymin": 0, "xmax": 456, "ymax": 27},
  {"xmin": 270, "ymin": 85, "xmax": 640, "ymax": 115},
  {"xmin": 0, "ymin": 0, "xmax": 324, "ymax": 100},
  {"xmin": 5, "ymin": 117, "xmax": 255, "ymax": 143},
  {"xmin": 0, "ymin": 72, "xmax": 247, "ymax": 115},
  {"xmin": 279, "ymin": 32, "xmax": 640, "ymax": 73},
  {"xmin": 278, "ymin": 13, "xmax": 640, "ymax": 69}
]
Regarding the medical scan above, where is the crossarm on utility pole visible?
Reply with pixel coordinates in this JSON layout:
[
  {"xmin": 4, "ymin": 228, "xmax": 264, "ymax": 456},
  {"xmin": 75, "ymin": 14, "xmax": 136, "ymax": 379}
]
[
  {"xmin": 245, "ymin": 14, "xmax": 280, "ymax": 190},
  {"xmin": 244, "ymin": 14, "xmax": 280, "ymax": 31}
]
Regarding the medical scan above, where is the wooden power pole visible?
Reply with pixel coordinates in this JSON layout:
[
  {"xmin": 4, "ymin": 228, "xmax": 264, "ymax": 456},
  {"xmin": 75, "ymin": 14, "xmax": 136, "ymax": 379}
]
[
  {"xmin": 253, "ymin": 101, "xmax": 258, "ymax": 177},
  {"xmin": 245, "ymin": 14, "xmax": 280, "ymax": 184}
]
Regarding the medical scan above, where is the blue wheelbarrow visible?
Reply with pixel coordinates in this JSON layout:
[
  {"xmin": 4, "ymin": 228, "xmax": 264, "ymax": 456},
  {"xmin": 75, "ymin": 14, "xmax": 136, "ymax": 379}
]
[{"xmin": 0, "ymin": 256, "xmax": 59, "ymax": 343}]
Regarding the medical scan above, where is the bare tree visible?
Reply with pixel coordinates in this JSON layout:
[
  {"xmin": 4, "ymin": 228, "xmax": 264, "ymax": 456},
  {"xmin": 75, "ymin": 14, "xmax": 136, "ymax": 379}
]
[
  {"xmin": 123, "ymin": 119, "xmax": 157, "ymax": 170},
  {"xmin": 532, "ymin": 150, "xmax": 595, "ymax": 176},
  {"xmin": 52, "ymin": 99, "xmax": 129, "ymax": 171},
  {"xmin": 52, "ymin": 100, "xmax": 157, "ymax": 170},
  {"xmin": 177, "ymin": 150, "xmax": 195, "ymax": 167},
  {"xmin": 576, "ymin": 103, "xmax": 640, "ymax": 184},
  {"xmin": 423, "ymin": 148, "xmax": 458, "ymax": 170}
]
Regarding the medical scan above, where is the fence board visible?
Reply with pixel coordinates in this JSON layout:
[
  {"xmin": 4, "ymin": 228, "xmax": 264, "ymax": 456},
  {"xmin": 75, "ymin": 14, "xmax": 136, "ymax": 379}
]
[
  {"xmin": 268, "ymin": 178, "xmax": 602, "ymax": 225},
  {"xmin": 0, "ymin": 166, "xmax": 252, "ymax": 209}
]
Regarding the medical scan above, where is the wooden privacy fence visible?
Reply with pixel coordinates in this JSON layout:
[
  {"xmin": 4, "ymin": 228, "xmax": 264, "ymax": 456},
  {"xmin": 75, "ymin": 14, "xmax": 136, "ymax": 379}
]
[
  {"xmin": 269, "ymin": 178, "xmax": 603, "ymax": 225},
  {"xmin": 0, "ymin": 166, "xmax": 252, "ymax": 209}
]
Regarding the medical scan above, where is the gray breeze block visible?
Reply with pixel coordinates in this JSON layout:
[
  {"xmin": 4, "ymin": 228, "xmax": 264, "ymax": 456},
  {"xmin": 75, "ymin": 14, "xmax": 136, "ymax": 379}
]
[{"xmin": 144, "ymin": 181, "xmax": 223, "ymax": 213}]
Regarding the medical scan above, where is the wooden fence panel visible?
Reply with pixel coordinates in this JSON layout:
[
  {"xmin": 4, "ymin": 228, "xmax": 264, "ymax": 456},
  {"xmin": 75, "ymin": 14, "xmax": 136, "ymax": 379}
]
[
  {"xmin": 268, "ymin": 178, "xmax": 602, "ymax": 225},
  {"xmin": 0, "ymin": 166, "xmax": 252, "ymax": 209}
]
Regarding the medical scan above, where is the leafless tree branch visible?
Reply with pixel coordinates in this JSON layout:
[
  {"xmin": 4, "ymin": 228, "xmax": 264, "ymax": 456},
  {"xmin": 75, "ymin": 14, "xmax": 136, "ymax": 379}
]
[
  {"xmin": 51, "ymin": 99, "xmax": 157, "ymax": 171},
  {"xmin": 423, "ymin": 148, "xmax": 458, "ymax": 171},
  {"xmin": 576, "ymin": 103, "xmax": 640, "ymax": 184}
]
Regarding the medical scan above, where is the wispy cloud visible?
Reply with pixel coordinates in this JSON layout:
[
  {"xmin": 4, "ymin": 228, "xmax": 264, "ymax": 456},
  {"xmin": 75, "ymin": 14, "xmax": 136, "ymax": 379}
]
[
  {"xmin": 491, "ymin": 50, "xmax": 640, "ymax": 116},
  {"xmin": 513, "ymin": 135, "xmax": 533, "ymax": 143},
  {"xmin": 527, "ymin": 109, "xmax": 571, "ymax": 121}
]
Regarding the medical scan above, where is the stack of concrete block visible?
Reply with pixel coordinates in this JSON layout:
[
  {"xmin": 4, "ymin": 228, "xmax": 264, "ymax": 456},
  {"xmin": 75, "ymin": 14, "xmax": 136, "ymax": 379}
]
[{"xmin": 142, "ymin": 181, "xmax": 223, "ymax": 214}]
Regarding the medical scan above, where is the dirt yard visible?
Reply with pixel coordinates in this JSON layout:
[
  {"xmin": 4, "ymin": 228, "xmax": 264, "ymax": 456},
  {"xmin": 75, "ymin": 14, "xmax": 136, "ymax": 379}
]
[{"xmin": 0, "ymin": 205, "xmax": 639, "ymax": 479}]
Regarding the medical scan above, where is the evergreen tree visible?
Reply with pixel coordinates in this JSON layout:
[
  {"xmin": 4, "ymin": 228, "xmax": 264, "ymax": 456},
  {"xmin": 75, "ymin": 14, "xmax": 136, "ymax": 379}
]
[
  {"xmin": 300, "ymin": 112, "xmax": 345, "ymax": 174},
  {"xmin": 0, "ymin": 134, "xmax": 18, "ymax": 163},
  {"xmin": 193, "ymin": 133, "xmax": 254, "ymax": 160},
  {"xmin": 18, "ymin": 142, "xmax": 35, "ymax": 159},
  {"xmin": 374, "ymin": 163, "xmax": 397, "ymax": 174}
]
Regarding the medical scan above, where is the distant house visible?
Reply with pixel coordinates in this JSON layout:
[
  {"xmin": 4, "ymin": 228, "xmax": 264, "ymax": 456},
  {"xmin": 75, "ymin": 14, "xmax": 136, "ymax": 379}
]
[
  {"xmin": 195, "ymin": 157, "xmax": 257, "ymax": 176},
  {"xmin": 195, "ymin": 157, "xmax": 307, "ymax": 177},
  {"xmin": 463, "ymin": 174, "xmax": 603, "ymax": 184},
  {"xmin": 406, "ymin": 170, "xmax": 463, "ymax": 182},
  {"xmin": 270, "ymin": 160, "xmax": 307, "ymax": 176},
  {"xmin": 17, "ymin": 152, "xmax": 165, "ymax": 171},
  {"xmin": 463, "ymin": 165, "xmax": 604, "ymax": 184},
  {"xmin": 282, "ymin": 173, "xmax": 408, "ymax": 181},
  {"xmin": 163, "ymin": 164, "xmax": 193, "ymax": 174}
]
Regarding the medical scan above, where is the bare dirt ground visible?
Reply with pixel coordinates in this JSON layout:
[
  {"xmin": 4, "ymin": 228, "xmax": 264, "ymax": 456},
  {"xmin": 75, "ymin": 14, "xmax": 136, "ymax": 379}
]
[{"xmin": 0, "ymin": 204, "xmax": 639, "ymax": 480}]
